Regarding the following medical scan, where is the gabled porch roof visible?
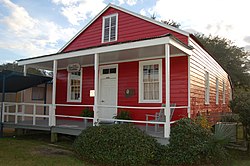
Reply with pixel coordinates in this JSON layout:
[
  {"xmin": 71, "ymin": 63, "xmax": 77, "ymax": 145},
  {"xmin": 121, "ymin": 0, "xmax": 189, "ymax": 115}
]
[{"xmin": 17, "ymin": 34, "xmax": 193, "ymax": 70}]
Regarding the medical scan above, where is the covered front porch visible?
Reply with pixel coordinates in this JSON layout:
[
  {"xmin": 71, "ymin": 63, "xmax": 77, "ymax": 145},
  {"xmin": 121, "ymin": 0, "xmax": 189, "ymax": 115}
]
[{"xmin": 2, "ymin": 34, "xmax": 192, "ymax": 140}]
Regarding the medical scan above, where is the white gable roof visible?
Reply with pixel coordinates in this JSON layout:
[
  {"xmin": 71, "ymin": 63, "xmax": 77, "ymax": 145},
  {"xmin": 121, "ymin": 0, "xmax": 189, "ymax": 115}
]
[{"xmin": 58, "ymin": 3, "xmax": 190, "ymax": 53}]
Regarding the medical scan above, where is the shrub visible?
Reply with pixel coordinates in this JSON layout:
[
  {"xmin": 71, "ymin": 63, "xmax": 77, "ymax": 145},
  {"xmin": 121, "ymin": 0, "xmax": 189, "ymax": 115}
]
[
  {"xmin": 73, "ymin": 124, "xmax": 159, "ymax": 165},
  {"xmin": 80, "ymin": 107, "xmax": 94, "ymax": 117},
  {"xmin": 160, "ymin": 118, "xmax": 228, "ymax": 165},
  {"xmin": 113, "ymin": 110, "xmax": 131, "ymax": 120},
  {"xmin": 195, "ymin": 115, "xmax": 212, "ymax": 130}
]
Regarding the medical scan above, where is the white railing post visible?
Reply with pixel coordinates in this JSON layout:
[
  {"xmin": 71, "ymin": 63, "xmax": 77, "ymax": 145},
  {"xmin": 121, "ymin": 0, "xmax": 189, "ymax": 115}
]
[
  {"xmin": 6, "ymin": 104, "xmax": 9, "ymax": 122},
  {"xmin": 21, "ymin": 104, "xmax": 25, "ymax": 121},
  {"xmin": 33, "ymin": 104, "xmax": 36, "ymax": 125},
  {"xmin": 2, "ymin": 102, "xmax": 5, "ymax": 123},
  {"xmin": 49, "ymin": 105, "xmax": 52, "ymax": 126},
  {"xmin": 164, "ymin": 44, "xmax": 171, "ymax": 138},
  {"xmin": 49, "ymin": 105, "xmax": 55, "ymax": 126},
  {"xmin": 15, "ymin": 103, "xmax": 18, "ymax": 124},
  {"xmin": 93, "ymin": 53, "xmax": 99, "ymax": 126}
]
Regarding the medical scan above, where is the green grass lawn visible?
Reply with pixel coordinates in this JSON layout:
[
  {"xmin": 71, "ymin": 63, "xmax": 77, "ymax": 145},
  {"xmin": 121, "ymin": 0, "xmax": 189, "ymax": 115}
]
[
  {"xmin": 0, "ymin": 131, "xmax": 87, "ymax": 166},
  {"xmin": 223, "ymin": 149, "xmax": 250, "ymax": 166}
]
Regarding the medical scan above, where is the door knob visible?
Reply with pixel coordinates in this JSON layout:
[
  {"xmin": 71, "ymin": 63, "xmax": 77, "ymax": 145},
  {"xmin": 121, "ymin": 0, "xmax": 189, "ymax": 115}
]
[{"xmin": 101, "ymin": 100, "xmax": 104, "ymax": 102}]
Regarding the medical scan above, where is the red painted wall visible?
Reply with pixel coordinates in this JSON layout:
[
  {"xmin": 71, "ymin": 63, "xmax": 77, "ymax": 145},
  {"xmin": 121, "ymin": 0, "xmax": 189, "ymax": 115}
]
[
  {"xmin": 189, "ymin": 38, "xmax": 232, "ymax": 118},
  {"xmin": 62, "ymin": 7, "xmax": 188, "ymax": 52},
  {"xmin": 55, "ymin": 56, "xmax": 188, "ymax": 121},
  {"xmin": 118, "ymin": 57, "xmax": 188, "ymax": 121},
  {"xmin": 56, "ymin": 67, "xmax": 94, "ymax": 117}
]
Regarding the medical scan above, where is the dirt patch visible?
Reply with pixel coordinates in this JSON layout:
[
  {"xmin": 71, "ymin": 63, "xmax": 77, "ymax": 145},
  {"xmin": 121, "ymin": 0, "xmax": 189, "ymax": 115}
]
[{"xmin": 32, "ymin": 145, "xmax": 74, "ymax": 156}]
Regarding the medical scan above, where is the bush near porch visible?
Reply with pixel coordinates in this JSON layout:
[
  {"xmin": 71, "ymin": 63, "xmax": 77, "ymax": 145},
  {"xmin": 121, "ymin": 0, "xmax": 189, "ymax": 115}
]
[
  {"xmin": 73, "ymin": 124, "xmax": 159, "ymax": 165},
  {"xmin": 73, "ymin": 118, "xmax": 230, "ymax": 165}
]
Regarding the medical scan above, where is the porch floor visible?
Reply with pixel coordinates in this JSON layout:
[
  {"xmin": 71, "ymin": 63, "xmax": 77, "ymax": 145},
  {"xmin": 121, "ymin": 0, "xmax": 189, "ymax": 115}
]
[{"xmin": 3, "ymin": 119, "xmax": 165, "ymax": 138}]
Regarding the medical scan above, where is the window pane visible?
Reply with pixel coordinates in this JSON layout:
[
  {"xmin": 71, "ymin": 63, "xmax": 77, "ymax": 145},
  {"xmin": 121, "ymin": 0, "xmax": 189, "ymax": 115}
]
[
  {"xmin": 110, "ymin": 68, "xmax": 116, "ymax": 73},
  {"xmin": 104, "ymin": 18, "xmax": 110, "ymax": 28},
  {"xmin": 110, "ymin": 26, "xmax": 116, "ymax": 41},
  {"xmin": 103, "ymin": 69, "xmax": 109, "ymax": 74},
  {"xmin": 143, "ymin": 65, "xmax": 149, "ymax": 82},
  {"xmin": 111, "ymin": 16, "xmax": 116, "ymax": 26},
  {"xmin": 153, "ymin": 64, "xmax": 159, "ymax": 81},
  {"xmin": 104, "ymin": 28, "xmax": 109, "ymax": 42},
  {"xmin": 154, "ymin": 82, "xmax": 159, "ymax": 100},
  {"xmin": 32, "ymin": 87, "xmax": 45, "ymax": 100}
]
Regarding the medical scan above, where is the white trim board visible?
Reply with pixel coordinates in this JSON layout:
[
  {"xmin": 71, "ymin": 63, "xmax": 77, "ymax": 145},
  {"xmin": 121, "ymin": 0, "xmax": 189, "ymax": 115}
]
[
  {"xmin": 67, "ymin": 68, "xmax": 83, "ymax": 103},
  {"xmin": 102, "ymin": 13, "xmax": 118, "ymax": 43},
  {"xmin": 138, "ymin": 59, "xmax": 162, "ymax": 103},
  {"xmin": 58, "ymin": 3, "xmax": 190, "ymax": 52},
  {"xmin": 19, "ymin": 36, "xmax": 192, "ymax": 66}
]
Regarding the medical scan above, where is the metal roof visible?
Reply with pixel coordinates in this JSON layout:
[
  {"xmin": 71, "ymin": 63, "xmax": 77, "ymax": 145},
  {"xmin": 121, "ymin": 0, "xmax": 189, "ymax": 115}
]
[{"xmin": 0, "ymin": 70, "xmax": 52, "ymax": 93}]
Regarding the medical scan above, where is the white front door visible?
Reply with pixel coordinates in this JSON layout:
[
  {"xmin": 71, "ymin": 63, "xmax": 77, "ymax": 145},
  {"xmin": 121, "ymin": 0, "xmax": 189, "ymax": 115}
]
[{"xmin": 99, "ymin": 65, "xmax": 118, "ymax": 119}]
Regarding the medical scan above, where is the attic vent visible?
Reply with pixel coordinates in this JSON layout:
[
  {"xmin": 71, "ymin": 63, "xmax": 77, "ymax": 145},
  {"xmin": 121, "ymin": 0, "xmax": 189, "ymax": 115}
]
[{"xmin": 102, "ymin": 14, "xmax": 118, "ymax": 43}]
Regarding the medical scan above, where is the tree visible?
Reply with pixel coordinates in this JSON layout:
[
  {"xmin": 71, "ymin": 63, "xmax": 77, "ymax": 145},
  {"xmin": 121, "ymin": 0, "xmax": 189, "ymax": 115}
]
[
  {"xmin": 230, "ymin": 88, "xmax": 250, "ymax": 149},
  {"xmin": 161, "ymin": 19, "xmax": 181, "ymax": 28},
  {"xmin": 0, "ymin": 62, "xmax": 47, "ymax": 76},
  {"xmin": 195, "ymin": 34, "xmax": 250, "ymax": 88}
]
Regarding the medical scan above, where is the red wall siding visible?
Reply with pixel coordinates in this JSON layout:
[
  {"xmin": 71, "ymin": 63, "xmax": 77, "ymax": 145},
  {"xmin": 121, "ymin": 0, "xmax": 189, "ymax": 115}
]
[
  {"xmin": 56, "ymin": 56, "xmax": 188, "ymax": 121},
  {"xmin": 62, "ymin": 7, "xmax": 188, "ymax": 52},
  {"xmin": 189, "ymin": 38, "xmax": 232, "ymax": 118},
  {"xmin": 118, "ymin": 57, "xmax": 188, "ymax": 121},
  {"xmin": 56, "ymin": 67, "xmax": 94, "ymax": 117}
]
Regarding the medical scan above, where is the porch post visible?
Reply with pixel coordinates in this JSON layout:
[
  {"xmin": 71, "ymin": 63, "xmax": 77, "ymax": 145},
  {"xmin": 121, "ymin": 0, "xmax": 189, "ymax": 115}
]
[
  {"xmin": 51, "ymin": 60, "xmax": 57, "ymax": 126},
  {"xmin": 93, "ymin": 53, "xmax": 99, "ymax": 126},
  {"xmin": 23, "ymin": 65, "xmax": 27, "ymax": 76},
  {"xmin": 164, "ymin": 44, "xmax": 170, "ymax": 138},
  {"xmin": 0, "ymin": 74, "xmax": 6, "ymax": 137}
]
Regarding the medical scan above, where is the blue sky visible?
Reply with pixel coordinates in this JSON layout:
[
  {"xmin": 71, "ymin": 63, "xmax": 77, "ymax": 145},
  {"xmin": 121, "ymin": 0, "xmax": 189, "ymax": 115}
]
[{"xmin": 1, "ymin": 0, "xmax": 250, "ymax": 64}]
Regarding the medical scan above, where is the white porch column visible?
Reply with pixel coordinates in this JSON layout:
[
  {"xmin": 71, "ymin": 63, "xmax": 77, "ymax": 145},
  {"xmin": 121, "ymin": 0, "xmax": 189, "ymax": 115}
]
[
  {"xmin": 51, "ymin": 60, "xmax": 57, "ymax": 126},
  {"xmin": 164, "ymin": 44, "xmax": 171, "ymax": 138},
  {"xmin": 93, "ymin": 53, "xmax": 99, "ymax": 126},
  {"xmin": 23, "ymin": 65, "xmax": 27, "ymax": 76}
]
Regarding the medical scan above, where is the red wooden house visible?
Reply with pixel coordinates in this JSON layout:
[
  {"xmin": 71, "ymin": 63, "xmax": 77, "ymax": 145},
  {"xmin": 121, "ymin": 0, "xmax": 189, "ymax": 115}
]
[{"xmin": 15, "ymin": 4, "xmax": 232, "ymax": 138}]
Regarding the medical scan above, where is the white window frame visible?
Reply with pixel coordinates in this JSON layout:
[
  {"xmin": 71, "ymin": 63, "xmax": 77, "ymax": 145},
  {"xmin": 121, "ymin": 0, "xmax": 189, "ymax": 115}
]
[
  {"xmin": 139, "ymin": 59, "xmax": 162, "ymax": 103},
  {"xmin": 205, "ymin": 71, "xmax": 210, "ymax": 104},
  {"xmin": 223, "ymin": 80, "xmax": 226, "ymax": 104},
  {"xmin": 215, "ymin": 78, "xmax": 219, "ymax": 105},
  {"xmin": 67, "ymin": 68, "xmax": 82, "ymax": 102},
  {"xmin": 102, "ymin": 13, "xmax": 118, "ymax": 43}
]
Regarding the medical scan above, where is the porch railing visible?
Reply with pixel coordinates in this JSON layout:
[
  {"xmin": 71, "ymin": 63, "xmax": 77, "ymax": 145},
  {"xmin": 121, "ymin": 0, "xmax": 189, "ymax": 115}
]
[
  {"xmin": 1, "ymin": 102, "xmax": 189, "ymax": 137},
  {"xmin": 1, "ymin": 102, "xmax": 54, "ymax": 126}
]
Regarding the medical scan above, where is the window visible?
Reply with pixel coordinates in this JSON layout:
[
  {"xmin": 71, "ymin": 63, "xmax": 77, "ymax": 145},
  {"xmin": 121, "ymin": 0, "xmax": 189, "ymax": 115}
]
[
  {"xmin": 205, "ymin": 71, "xmax": 209, "ymax": 104},
  {"xmin": 32, "ymin": 87, "xmax": 45, "ymax": 100},
  {"xmin": 215, "ymin": 78, "xmax": 219, "ymax": 105},
  {"xmin": 223, "ymin": 81, "xmax": 225, "ymax": 104},
  {"xmin": 102, "ymin": 68, "xmax": 116, "ymax": 74},
  {"xmin": 102, "ymin": 14, "xmax": 118, "ymax": 43},
  {"xmin": 67, "ymin": 69, "xmax": 82, "ymax": 102},
  {"xmin": 139, "ymin": 59, "xmax": 162, "ymax": 103}
]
